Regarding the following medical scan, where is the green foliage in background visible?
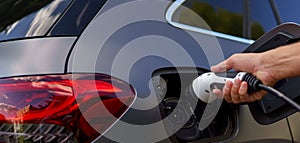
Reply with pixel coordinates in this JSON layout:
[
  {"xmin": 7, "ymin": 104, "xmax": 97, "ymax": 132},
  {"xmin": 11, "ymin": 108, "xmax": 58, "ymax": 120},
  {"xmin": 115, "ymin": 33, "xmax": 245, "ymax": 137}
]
[{"xmin": 179, "ymin": 1, "xmax": 265, "ymax": 40}]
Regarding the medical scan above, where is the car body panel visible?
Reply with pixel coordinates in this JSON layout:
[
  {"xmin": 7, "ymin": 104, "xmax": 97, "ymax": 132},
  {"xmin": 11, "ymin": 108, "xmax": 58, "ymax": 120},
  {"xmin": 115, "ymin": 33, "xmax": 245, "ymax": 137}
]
[
  {"xmin": 0, "ymin": 0, "xmax": 298, "ymax": 142},
  {"xmin": 0, "ymin": 37, "xmax": 76, "ymax": 78},
  {"xmin": 228, "ymin": 105, "xmax": 292, "ymax": 143},
  {"xmin": 288, "ymin": 113, "xmax": 300, "ymax": 142},
  {"xmin": 66, "ymin": 0, "xmax": 296, "ymax": 142}
]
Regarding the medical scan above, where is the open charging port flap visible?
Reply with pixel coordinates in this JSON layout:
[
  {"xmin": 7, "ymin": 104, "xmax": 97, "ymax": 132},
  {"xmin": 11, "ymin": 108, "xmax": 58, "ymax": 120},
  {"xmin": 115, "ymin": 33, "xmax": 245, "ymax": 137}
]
[{"xmin": 152, "ymin": 67, "xmax": 238, "ymax": 143}]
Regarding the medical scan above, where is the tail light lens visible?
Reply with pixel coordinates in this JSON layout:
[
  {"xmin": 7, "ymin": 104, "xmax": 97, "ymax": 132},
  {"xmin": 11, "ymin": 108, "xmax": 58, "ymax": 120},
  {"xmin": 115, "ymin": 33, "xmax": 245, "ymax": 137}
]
[{"xmin": 0, "ymin": 74, "xmax": 136, "ymax": 143}]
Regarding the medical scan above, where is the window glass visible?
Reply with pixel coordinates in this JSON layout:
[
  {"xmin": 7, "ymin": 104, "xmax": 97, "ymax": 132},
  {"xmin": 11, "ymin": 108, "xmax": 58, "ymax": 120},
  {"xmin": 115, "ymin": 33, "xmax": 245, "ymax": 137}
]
[
  {"xmin": 275, "ymin": 0, "xmax": 300, "ymax": 24},
  {"xmin": 249, "ymin": 0, "xmax": 277, "ymax": 39},
  {"xmin": 49, "ymin": 0, "xmax": 108, "ymax": 36},
  {"xmin": 0, "ymin": 0, "xmax": 72, "ymax": 41},
  {"xmin": 176, "ymin": 0, "xmax": 278, "ymax": 40},
  {"xmin": 180, "ymin": 0, "xmax": 243, "ymax": 38}
]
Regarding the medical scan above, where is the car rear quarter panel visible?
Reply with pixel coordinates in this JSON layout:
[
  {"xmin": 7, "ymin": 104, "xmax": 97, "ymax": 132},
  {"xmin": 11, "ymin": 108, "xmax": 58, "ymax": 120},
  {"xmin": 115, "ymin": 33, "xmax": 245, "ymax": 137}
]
[{"xmin": 0, "ymin": 37, "xmax": 76, "ymax": 78}]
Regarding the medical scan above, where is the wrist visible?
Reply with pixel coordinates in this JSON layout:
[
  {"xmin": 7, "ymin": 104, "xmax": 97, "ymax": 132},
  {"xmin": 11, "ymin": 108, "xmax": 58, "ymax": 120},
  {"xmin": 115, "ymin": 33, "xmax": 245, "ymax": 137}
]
[
  {"xmin": 254, "ymin": 52, "xmax": 279, "ymax": 85},
  {"xmin": 258, "ymin": 42, "xmax": 300, "ymax": 83}
]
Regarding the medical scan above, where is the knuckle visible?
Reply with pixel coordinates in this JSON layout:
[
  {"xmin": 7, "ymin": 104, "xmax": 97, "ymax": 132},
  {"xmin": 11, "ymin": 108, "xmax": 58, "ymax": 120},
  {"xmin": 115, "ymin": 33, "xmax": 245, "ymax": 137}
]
[
  {"xmin": 232, "ymin": 99, "xmax": 240, "ymax": 104},
  {"xmin": 231, "ymin": 87, "xmax": 238, "ymax": 95},
  {"xmin": 224, "ymin": 87, "xmax": 231, "ymax": 95},
  {"xmin": 230, "ymin": 54, "xmax": 239, "ymax": 59},
  {"xmin": 238, "ymin": 89, "xmax": 243, "ymax": 95},
  {"xmin": 230, "ymin": 54, "xmax": 240, "ymax": 63},
  {"xmin": 238, "ymin": 90, "xmax": 247, "ymax": 96},
  {"xmin": 224, "ymin": 96, "xmax": 232, "ymax": 102}
]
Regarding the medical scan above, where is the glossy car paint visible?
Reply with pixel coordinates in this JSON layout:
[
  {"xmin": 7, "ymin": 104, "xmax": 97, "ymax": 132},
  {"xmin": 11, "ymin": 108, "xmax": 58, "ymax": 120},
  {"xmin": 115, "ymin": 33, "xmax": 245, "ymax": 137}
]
[
  {"xmin": 0, "ymin": 37, "xmax": 76, "ymax": 77},
  {"xmin": 0, "ymin": 0, "xmax": 298, "ymax": 142},
  {"xmin": 67, "ymin": 0, "xmax": 297, "ymax": 142}
]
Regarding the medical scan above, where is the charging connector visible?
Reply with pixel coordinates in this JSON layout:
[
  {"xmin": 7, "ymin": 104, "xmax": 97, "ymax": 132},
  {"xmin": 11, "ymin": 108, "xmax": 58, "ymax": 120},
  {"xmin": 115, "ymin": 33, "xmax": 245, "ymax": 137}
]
[{"xmin": 190, "ymin": 72, "xmax": 300, "ymax": 112}]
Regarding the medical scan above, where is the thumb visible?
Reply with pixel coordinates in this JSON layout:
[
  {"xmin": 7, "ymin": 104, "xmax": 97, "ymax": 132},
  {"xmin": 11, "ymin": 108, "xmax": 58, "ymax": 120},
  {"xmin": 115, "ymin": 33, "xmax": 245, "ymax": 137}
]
[{"xmin": 211, "ymin": 59, "xmax": 233, "ymax": 72}]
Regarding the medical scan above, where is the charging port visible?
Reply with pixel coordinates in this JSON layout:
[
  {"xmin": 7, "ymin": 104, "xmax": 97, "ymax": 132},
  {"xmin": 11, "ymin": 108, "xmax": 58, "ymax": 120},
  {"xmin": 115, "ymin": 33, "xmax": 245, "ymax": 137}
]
[{"xmin": 152, "ymin": 67, "xmax": 238, "ymax": 143}]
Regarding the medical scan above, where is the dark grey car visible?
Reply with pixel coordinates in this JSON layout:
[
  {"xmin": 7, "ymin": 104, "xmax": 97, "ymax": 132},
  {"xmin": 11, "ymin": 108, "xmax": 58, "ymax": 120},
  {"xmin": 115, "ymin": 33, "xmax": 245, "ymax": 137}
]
[{"xmin": 0, "ymin": 0, "xmax": 299, "ymax": 142}]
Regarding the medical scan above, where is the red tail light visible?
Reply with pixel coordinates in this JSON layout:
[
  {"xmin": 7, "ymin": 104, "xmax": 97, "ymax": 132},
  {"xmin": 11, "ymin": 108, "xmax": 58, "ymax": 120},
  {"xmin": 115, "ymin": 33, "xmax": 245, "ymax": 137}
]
[{"xmin": 0, "ymin": 74, "xmax": 136, "ymax": 142}]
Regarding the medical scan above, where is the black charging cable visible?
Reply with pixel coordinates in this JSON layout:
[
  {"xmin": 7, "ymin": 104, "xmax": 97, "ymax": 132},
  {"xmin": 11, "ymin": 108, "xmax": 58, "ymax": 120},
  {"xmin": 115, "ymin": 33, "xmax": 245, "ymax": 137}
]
[
  {"xmin": 243, "ymin": 73, "xmax": 300, "ymax": 112},
  {"xmin": 258, "ymin": 84, "xmax": 300, "ymax": 111}
]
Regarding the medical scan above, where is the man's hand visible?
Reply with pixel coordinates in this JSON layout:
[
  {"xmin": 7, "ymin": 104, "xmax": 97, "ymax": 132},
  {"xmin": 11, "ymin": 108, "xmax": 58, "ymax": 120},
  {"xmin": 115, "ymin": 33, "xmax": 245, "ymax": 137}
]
[{"xmin": 210, "ymin": 53, "xmax": 275, "ymax": 103}]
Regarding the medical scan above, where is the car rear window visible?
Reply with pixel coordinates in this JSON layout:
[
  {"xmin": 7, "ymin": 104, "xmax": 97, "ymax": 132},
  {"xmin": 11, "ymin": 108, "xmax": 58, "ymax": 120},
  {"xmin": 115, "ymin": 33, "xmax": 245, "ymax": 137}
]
[{"xmin": 0, "ymin": 0, "xmax": 72, "ymax": 42}]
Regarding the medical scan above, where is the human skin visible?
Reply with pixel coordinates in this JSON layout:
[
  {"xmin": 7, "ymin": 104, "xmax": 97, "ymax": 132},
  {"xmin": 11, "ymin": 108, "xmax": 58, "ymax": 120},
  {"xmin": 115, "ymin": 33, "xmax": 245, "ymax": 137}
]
[{"xmin": 210, "ymin": 42, "xmax": 300, "ymax": 104}]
